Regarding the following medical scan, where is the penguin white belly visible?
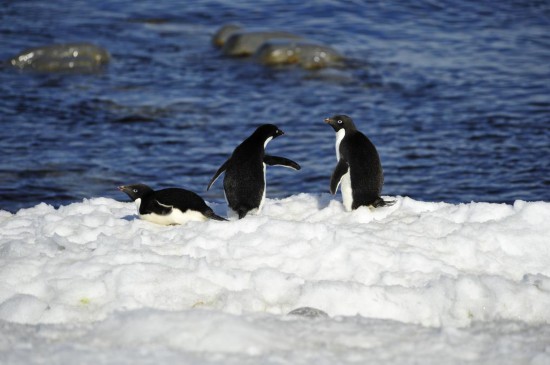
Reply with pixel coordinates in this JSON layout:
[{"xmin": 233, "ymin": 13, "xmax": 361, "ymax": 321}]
[
  {"xmin": 256, "ymin": 139, "xmax": 270, "ymax": 214},
  {"xmin": 140, "ymin": 209, "xmax": 207, "ymax": 225},
  {"xmin": 335, "ymin": 129, "xmax": 346, "ymax": 161},
  {"xmin": 335, "ymin": 128, "xmax": 353, "ymax": 212},
  {"xmin": 340, "ymin": 172, "xmax": 353, "ymax": 211},
  {"xmin": 334, "ymin": 129, "xmax": 352, "ymax": 211},
  {"xmin": 257, "ymin": 162, "xmax": 267, "ymax": 213}
]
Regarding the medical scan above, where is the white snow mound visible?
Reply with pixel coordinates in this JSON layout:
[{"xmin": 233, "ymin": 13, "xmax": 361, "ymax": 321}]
[{"xmin": 1, "ymin": 194, "xmax": 549, "ymax": 364}]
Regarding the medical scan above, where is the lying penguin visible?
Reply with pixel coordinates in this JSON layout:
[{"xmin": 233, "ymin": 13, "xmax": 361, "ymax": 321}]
[
  {"xmin": 119, "ymin": 184, "xmax": 226, "ymax": 225},
  {"xmin": 207, "ymin": 124, "xmax": 301, "ymax": 219}
]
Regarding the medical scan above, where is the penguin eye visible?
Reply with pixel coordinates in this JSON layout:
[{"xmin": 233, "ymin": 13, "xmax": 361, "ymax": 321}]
[
  {"xmin": 337, "ymin": 120, "xmax": 343, "ymax": 124},
  {"xmin": 133, "ymin": 189, "xmax": 138, "ymax": 193}
]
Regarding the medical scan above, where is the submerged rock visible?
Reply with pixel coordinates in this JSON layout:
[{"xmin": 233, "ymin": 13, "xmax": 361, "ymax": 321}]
[
  {"xmin": 212, "ymin": 24, "xmax": 243, "ymax": 47},
  {"xmin": 9, "ymin": 43, "xmax": 110, "ymax": 73},
  {"xmin": 213, "ymin": 24, "xmax": 344, "ymax": 70},
  {"xmin": 256, "ymin": 40, "xmax": 343, "ymax": 69},
  {"xmin": 287, "ymin": 307, "xmax": 329, "ymax": 319},
  {"xmin": 222, "ymin": 31, "xmax": 303, "ymax": 56}
]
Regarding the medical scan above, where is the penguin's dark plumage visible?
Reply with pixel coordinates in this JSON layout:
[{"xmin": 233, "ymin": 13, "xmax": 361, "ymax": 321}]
[
  {"xmin": 325, "ymin": 115, "xmax": 393, "ymax": 210},
  {"xmin": 119, "ymin": 184, "xmax": 226, "ymax": 225},
  {"xmin": 207, "ymin": 124, "xmax": 301, "ymax": 219}
]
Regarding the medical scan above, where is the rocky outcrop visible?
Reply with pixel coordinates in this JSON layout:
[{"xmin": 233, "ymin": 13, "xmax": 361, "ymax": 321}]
[
  {"xmin": 256, "ymin": 40, "xmax": 343, "ymax": 70},
  {"xmin": 9, "ymin": 43, "xmax": 110, "ymax": 73},
  {"xmin": 213, "ymin": 24, "xmax": 343, "ymax": 69}
]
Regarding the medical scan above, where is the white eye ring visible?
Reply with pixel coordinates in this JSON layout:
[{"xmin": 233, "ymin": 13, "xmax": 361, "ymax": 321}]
[
  {"xmin": 337, "ymin": 120, "xmax": 343, "ymax": 124},
  {"xmin": 133, "ymin": 189, "xmax": 138, "ymax": 193}
]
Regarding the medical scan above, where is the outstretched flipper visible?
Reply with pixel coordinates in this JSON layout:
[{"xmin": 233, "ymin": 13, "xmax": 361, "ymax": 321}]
[
  {"xmin": 264, "ymin": 155, "xmax": 301, "ymax": 170},
  {"xmin": 207, "ymin": 159, "xmax": 229, "ymax": 191},
  {"xmin": 330, "ymin": 159, "xmax": 349, "ymax": 194},
  {"xmin": 203, "ymin": 209, "xmax": 228, "ymax": 221}
]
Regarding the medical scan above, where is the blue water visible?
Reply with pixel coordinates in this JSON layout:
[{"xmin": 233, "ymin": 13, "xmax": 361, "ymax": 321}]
[{"xmin": 1, "ymin": 0, "xmax": 549, "ymax": 212}]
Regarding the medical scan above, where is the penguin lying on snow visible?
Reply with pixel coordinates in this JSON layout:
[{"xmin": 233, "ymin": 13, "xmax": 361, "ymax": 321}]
[
  {"xmin": 207, "ymin": 124, "xmax": 301, "ymax": 219},
  {"xmin": 119, "ymin": 184, "xmax": 226, "ymax": 225},
  {"xmin": 325, "ymin": 115, "xmax": 394, "ymax": 211}
]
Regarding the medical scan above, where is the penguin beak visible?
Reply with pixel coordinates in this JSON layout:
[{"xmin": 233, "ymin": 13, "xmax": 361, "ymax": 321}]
[
  {"xmin": 325, "ymin": 117, "xmax": 340, "ymax": 132},
  {"xmin": 118, "ymin": 185, "xmax": 126, "ymax": 192}
]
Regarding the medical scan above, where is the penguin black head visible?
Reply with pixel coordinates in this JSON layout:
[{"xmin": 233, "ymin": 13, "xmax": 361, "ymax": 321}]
[
  {"xmin": 118, "ymin": 184, "xmax": 154, "ymax": 201},
  {"xmin": 253, "ymin": 124, "xmax": 285, "ymax": 140},
  {"xmin": 324, "ymin": 115, "xmax": 357, "ymax": 132}
]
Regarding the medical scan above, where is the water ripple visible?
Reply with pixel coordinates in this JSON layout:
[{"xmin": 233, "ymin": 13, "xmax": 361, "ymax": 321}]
[{"xmin": 0, "ymin": 0, "xmax": 549, "ymax": 211}]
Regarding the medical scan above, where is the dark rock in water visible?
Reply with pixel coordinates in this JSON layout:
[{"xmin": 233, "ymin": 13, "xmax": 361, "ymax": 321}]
[
  {"xmin": 212, "ymin": 24, "xmax": 243, "ymax": 47},
  {"xmin": 213, "ymin": 24, "xmax": 345, "ymax": 71},
  {"xmin": 9, "ymin": 43, "xmax": 110, "ymax": 73},
  {"xmin": 222, "ymin": 31, "xmax": 303, "ymax": 56},
  {"xmin": 256, "ymin": 40, "xmax": 343, "ymax": 69},
  {"xmin": 287, "ymin": 307, "xmax": 329, "ymax": 318}
]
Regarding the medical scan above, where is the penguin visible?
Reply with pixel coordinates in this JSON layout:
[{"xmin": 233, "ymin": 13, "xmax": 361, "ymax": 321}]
[
  {"xmin": 324, "ymin": 115, "xmax": 394, "ymax": 211},
  {"xmin": 207, "ymin": 124, "xmax": 301, "ymax": 219},
  {"xmin": 118, "ymin": 184, "xmax": 226, "ymax": 225}
]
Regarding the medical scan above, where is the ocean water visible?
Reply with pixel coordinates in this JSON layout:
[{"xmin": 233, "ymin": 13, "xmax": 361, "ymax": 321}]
[{"xmin": 1, "ymin": 0, "xmax": 549, "ymax": 212}]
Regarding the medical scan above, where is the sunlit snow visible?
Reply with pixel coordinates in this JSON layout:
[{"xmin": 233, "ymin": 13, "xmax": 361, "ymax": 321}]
[{"xmin": 1, "ymin": 195, "xmax": 549, "ymax": 364}]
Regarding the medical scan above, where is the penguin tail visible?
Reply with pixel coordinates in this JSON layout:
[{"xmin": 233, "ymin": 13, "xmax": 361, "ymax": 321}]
[
  {"xmin": 372, "ymin": 197, "xmax": 396, "ymax": 208},
  {"xmin": 204, "ymin": 209, "xmax": 228, "ymax": 221},
  {"xmin": 237, "ymin": 208, "xmax": 249, "ymax": 219}
]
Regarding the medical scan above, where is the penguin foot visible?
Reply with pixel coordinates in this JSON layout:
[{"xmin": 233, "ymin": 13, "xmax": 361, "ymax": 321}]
[{"xmin": 371, "ymin": 197, "xmax": 396, "ymax": 208}]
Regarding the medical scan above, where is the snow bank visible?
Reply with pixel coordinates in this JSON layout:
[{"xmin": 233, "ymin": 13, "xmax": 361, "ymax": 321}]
[{"xmin": 0, "ymin": 195, "xmax": 549, "ymax": 363}]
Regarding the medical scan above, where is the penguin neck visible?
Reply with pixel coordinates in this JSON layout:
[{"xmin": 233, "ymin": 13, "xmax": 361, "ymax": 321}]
[
  {"xmin": 335, "ymin": 129, "xmax": 346, "ymax": 160},
  {"xmin": 263, "ymin": 136, "xmax": 273, "ymax": 149},
  {"xmin": 133, "ymin": 190, "xmax": 153, "ymax": 210}
]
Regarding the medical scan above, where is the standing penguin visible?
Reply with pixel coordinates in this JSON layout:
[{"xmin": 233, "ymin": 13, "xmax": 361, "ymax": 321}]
[
  {"xmin": 207, "ymin": 124, "xmax": 301, "ymax": 219},
  {"xmin": 324, "ymin": 115, "xmax": 393, "ymax": 211},
  {"xmin": 119, "ymin": 184, "xmax": 226, "ymax": 225}
]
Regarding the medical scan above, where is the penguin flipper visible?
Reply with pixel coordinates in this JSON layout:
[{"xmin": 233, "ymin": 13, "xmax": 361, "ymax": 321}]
[
  {"xmin": 330, "ymin": 159, "xmax": 349, "ymax": 194},
  {"xmin": 143, "ymin": 199, "xmax": 173, "ymax": 215},
  {"xmin": 207, "ymin": 159, "xmax": 229, "ymax": 191},
  {"xmin": 264, "ymin": 155, "xmax": 301, "ymax": 170}
]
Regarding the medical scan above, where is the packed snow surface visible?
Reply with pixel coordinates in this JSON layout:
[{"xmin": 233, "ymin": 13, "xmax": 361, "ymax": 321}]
[{"xmin": 1, "ymin": 194, "xmax": 549, "ymax": 364}]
